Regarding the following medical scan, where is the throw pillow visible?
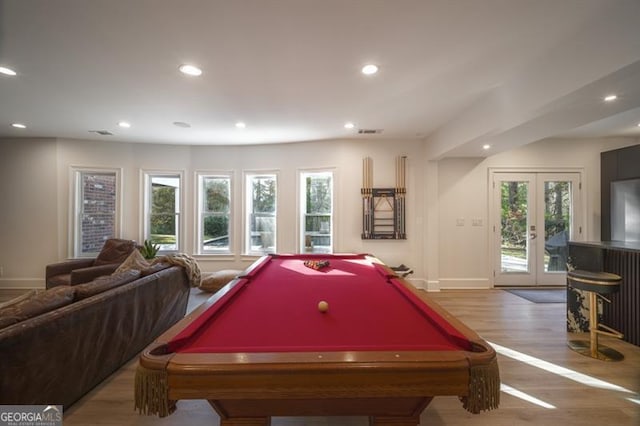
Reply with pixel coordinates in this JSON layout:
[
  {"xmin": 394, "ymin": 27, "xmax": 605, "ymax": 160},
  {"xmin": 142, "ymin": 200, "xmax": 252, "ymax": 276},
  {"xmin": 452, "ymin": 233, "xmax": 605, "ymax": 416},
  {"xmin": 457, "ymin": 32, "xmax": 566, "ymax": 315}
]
[
  {"xmin": 94, "ymin": 238, "xmax": 136, "ymax": 265},
  {"xmin": 200, "ymin": 269, "xmax": 242, "ymax": 293},
  {"xmin": 115, "ymin": 249, "xmax": 150, "ymax": 273}
]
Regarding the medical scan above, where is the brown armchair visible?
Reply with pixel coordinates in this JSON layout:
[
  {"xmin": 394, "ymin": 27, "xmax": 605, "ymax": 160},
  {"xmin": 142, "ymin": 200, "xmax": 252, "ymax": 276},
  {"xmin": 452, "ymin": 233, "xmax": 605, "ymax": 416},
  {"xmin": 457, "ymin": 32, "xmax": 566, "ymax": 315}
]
[{"xmin": 45, "ymin": 238, "xmax": 137, "ymax": 288}]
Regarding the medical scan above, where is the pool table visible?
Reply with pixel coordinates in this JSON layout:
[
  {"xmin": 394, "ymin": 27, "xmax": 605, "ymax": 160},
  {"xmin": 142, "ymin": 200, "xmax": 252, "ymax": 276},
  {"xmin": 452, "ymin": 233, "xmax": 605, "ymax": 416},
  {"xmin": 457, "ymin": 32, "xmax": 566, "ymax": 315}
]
[{"xmin": 135, "ymin": 254, "xmax": 499, "ymax": 426}]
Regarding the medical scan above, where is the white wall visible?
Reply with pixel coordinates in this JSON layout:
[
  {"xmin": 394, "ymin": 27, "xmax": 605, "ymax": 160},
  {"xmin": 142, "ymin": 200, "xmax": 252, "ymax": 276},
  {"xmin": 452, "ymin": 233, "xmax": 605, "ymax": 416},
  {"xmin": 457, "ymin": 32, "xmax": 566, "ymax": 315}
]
[
  {"xmin": 1, "ymin": 137, "xmax": 424, "ymax": 288},
  {"xmin": 435, "ymin": 137, "xmax": 639, "ymax": 289},
  {"xmin": 0, "ymin": 139, "xmax": 58, "ymax": 287},
  {"xmin": 1, "ymin": 135, "xmax": 637, "ymax": 290}
]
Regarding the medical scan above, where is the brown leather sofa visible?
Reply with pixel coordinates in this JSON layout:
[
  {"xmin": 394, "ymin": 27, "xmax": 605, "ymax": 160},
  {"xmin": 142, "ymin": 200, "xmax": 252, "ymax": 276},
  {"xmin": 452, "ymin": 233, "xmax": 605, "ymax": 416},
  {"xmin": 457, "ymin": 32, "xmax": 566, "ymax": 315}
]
[
  {"xmin": 45, "ymin": 238, "xmax": 137, "ymax": 288},
  {"xmin": 0, "ymin": 265, "xmax": 190, "ymax": 408}
]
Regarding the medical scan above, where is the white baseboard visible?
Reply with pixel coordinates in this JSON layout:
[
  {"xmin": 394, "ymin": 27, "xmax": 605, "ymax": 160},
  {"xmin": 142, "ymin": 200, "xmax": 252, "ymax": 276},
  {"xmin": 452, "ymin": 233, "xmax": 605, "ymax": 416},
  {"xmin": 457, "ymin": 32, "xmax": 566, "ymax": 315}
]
[
  {"xmin": 0, "ymin": 278, "xmax": 46, "ymax": 290},
  {"xmin": 438, "ymin": 278, "xmax": 491, "ymax": 290},
  {"xmin": 402, "ymin": 278, "xmax": 442, "ymax": 292},
  {"xmin": 404, "ymin": 277, "xmax": 426, "ymax": 290},
  {"xmin": 426, "ymin": 280, "xmax": 440, "ymax": 292}
]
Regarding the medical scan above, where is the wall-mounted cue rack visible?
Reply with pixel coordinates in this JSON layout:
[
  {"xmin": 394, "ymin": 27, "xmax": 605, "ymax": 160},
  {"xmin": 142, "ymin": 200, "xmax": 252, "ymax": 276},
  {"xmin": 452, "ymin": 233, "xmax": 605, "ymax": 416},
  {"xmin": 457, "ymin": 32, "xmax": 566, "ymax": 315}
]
[{"xmin": 361, "ymin": 156, "xmax": 407, "ymax": 240}]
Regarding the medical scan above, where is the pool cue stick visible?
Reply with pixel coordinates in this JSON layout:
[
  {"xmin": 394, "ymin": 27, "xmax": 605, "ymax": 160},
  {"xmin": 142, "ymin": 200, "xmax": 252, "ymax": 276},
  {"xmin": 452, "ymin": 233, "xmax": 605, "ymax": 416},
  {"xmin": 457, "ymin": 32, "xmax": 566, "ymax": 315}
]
[
  {"xmin": 362, "ymin": 157, "xmax": 372, "ymax": 238},
  {"xmin": 403, "ymin": 156, "xmax": 406, "ymax": 188},
  {"xmin": 403, "ymin": 156, "xmax": 406, "ymax": 237},
  {"xmin": 368, "ymin": 157, "xmax": 372, "ymax": 237},
  {"xmin": 362, "ymin": 157, "xmax": 366, "ymax": 189},
  {"xmin": 362, "ymin": 158, "xmax": 366, "ymax": 238},
  {"xmin": 396, "ymin": 156, "xmax": 405, "ymax": 238},
  {"xmin": 394, "ymin": 156, "xmax": 398, "ymax": 239}
]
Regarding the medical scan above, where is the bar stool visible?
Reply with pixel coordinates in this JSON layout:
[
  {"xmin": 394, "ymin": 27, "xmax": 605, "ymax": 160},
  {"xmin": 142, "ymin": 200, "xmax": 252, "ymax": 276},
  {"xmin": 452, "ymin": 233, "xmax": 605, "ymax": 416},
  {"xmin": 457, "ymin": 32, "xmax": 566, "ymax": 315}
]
[{"xmin": 567, "ymin": 270, "xmax": 624, "ymax": 361}]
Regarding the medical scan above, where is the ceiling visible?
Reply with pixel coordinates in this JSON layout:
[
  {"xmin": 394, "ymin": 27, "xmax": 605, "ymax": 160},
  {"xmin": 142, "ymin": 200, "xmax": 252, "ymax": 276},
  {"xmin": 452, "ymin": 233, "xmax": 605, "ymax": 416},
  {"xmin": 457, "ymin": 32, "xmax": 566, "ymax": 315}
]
[{"xmin": 1, "ymin": 0, "xmax": 639, "ymax": 158}]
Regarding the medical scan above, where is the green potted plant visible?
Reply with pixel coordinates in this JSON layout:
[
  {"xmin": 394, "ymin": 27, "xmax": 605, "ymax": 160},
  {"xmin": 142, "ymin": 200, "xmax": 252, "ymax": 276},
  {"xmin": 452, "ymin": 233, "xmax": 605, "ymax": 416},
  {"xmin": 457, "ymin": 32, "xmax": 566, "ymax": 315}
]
[{"xmin": 140, "ymin": 239, "xmax": 160, "ymax": 260}]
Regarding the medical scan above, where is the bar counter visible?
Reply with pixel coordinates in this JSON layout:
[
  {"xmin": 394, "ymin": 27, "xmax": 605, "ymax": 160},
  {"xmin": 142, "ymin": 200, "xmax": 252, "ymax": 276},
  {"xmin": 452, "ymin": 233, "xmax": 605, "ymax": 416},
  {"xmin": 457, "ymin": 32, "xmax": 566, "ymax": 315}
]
[{"xmin": 567, "ymin": 241, "xmax": 640, "ymax": 346}]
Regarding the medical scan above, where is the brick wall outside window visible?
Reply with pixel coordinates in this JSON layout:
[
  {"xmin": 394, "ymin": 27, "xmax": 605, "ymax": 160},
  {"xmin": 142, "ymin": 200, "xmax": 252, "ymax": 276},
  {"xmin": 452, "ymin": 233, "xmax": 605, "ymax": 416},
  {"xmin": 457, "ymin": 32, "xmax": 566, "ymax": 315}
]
[{"xmin": 80, "ymin": 173, "xmax": 116, "ymax": 254}]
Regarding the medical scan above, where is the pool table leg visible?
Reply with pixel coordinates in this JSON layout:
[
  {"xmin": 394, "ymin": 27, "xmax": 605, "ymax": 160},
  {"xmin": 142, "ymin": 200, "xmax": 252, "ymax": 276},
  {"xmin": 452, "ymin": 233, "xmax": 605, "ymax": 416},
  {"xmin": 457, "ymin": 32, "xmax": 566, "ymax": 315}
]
[{"xmin": 369, "ymin": 415, "xmax": 420, "ymax": 426}]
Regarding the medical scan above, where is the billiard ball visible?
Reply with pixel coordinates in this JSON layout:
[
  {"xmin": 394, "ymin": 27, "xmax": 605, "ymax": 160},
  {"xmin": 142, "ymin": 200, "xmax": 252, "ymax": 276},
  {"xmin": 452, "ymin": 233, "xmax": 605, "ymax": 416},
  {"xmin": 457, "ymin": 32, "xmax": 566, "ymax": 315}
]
[{"xmin": 318, "ymin": 301, "xmax": 329, "ymax": 313}]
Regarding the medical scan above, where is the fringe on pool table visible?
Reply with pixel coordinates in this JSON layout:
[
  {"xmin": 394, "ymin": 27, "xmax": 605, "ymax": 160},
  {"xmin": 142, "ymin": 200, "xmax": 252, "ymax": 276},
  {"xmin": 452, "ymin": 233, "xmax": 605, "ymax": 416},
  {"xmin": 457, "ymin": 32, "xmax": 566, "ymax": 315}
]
[
  {"xmin": 134, "ymin": 365, "xmax": 175, "ymax": 417},
  {"xmin": 460, "ymin": 356, "xmax": 501, "ymax": 413},
  {"xmin": 133, "ymin": 358, "xmax": 500, "ymax": 417}
]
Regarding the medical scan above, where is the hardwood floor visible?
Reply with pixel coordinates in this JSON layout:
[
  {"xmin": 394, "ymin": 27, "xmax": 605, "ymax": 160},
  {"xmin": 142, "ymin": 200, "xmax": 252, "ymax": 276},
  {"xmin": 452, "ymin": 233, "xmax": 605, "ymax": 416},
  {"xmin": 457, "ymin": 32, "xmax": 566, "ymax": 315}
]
[{"xmin": 6, "ymin": 288, "xmax": 639, "ymax": 425}]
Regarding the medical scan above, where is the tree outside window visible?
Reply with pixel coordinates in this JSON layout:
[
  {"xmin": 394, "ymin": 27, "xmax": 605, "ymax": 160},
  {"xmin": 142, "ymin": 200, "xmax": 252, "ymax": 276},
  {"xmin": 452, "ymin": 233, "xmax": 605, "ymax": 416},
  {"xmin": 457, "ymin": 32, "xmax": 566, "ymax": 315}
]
[
  {"xmin": 199, "ymin": 175, "xmax": 231, "ymax": 253},
  {"xmin": 301, "ymin": 171, "xmax": 333, "ymax": 253},
  {"xmin": 147, "ymin": 174, "xmax": 180, "ymax": 251},
  {"xmin": 246, "ymin": 174, "xmax": 277, "ymax": 254}
]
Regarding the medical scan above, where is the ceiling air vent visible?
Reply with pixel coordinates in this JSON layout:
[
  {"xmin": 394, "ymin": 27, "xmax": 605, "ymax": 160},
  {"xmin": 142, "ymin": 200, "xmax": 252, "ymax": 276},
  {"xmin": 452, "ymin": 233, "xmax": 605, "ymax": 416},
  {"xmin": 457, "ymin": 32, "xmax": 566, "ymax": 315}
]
[
  {"xmin": 358, "ymin": 128, "xmax": 383, "ymax": 134},
  {"xmin": 88, "ymin": 130, "xmax": 114, "ymax": 136}
]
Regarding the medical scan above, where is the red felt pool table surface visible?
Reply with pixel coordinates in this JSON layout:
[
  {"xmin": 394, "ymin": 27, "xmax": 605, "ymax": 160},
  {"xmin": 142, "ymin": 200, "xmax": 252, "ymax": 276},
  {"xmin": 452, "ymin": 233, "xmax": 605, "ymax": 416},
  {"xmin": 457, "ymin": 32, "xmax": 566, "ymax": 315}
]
[
  {"xmin": 169, "ymin": 254, "xmax": 471, "ymax": 353},
  {"xmin": 135, "ymin": 254, "xmax": 500, "ymax": 426}
]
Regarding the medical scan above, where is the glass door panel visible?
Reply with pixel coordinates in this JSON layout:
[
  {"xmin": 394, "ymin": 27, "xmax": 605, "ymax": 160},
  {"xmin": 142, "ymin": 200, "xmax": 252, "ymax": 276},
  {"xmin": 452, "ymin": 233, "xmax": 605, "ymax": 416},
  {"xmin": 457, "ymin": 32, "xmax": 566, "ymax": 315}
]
[
  {"xmin": 493, "ymin": 172, "xmax": 581, "ymax": 287},
  {"xmin": 542, "ymin": 181, "xmax": 572, "ymax": 273},
  {"xmin": 535, "ymin": 174, "xmax": 580, "ymax": 285},
  {"xmin": 500, "ymin": 181, "xmax": 530, "ymax": 273},
  {"xmin": 494, "ymin": 174, "xmax": 536, "ymax": 286}
]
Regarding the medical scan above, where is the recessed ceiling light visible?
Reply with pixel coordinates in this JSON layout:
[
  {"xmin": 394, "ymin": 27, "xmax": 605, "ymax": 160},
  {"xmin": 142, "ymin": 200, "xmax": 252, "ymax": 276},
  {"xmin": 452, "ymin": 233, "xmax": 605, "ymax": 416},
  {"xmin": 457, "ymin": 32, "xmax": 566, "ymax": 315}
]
[
  {"xmin": 235, "ymin": 122, "xmax": 246, "ymax": 129},
  {"xmin": 344, "ymin": 122, "xmax": 355, "ymax": 129},
  {"xmin": 11, "ymin": 123, "xmax": 26, "ymax": 129},
  {"xmin": 361, "ymin": 64, "xmax": 379, "ymax": 75},
  {"xmin": 179, "ymin": 64, "xmax": 202, "ymax": 76},
  {"xmin": 0, "ymin": 66, "xmax": 17, "ymax": 76},
  {"xmin": 173, "ymin": 121, "xmax": 191, "ymax": 128},
  {"xmin": 482, "ymin": 144, "xmax": 491, "ymax": 150},
  {"xmin": 604, "ymin": 94, "xmax": 617, "ymax": 102},
  {"xmin": 118, "ymin": 121, "xmax": 131, "ymax": 128}
]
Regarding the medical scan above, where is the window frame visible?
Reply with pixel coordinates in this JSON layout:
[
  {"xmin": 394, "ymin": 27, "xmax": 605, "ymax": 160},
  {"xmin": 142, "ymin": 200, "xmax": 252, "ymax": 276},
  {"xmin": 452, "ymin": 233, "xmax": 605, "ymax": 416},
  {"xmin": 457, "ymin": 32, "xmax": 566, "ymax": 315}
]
[
  {"xmin": 70, "ymin": 166, "xmax": 122, "ymax": 258},
  {"xmin": 243, "ymin": 170, "xmax": 278, "ymax": 256},
  {"xmin": 298, "ymin": 169, "xmax": 335, "ymax": 254},
  {"xmin": 196, "ymin": 171, "xmax": 234, "ymax": 255},
  {"xmin": 141, "ymin": 170, "xmax": 184, "ymax": 254}
]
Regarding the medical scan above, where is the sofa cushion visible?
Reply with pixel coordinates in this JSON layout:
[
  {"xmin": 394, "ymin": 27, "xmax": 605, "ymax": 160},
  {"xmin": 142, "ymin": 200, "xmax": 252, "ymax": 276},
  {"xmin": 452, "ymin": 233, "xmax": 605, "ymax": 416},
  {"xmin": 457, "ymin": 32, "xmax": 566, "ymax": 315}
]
[
  {"xmin": 0, "ymin": 290, "xmax": 38, "ymax": 310},
  {"xmin": 47, "ymin": 273, "xmax": 72, "ymax": 288},
  {"xmin": 141, "ymin": 262, "xmax": 171, "ymax": 277},
  {"xmin": 200, "ymin": 269, "xmax": 242, "ymax": 293},
  {"xmin": 74, "ymin": 270, "xmax": 142, "ymax": 300},
  {"xmin": 0, "ymin": 286, "xmax": 76, "ymax": 329},
  {"xmin": 95, "ymin": 238, "xmax": 136, "ymax": 266},
  {"xmin": 115, "ymin": 249, "xmax": 150, "ymax": 273},
  {"xmin": 0, "ymin": 316, "xmax": 18, "ymax": 329}
]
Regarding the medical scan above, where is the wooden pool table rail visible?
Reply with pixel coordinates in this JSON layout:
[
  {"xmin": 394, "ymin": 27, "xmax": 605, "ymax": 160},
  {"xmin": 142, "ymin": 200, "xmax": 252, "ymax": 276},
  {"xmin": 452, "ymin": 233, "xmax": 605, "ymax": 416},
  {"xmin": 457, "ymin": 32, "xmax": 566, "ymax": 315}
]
[{"xmin": 134, "ymin": 255, "xmax": 499, "ymax": 423}]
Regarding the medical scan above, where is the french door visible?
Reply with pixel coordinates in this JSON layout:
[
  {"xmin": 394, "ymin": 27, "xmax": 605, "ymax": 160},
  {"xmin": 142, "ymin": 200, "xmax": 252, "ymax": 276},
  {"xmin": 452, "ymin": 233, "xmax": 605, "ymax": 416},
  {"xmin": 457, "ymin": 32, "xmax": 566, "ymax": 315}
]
[{"xmin": 491, "ymin": 172, "xmax": 582, "ymax": 286}]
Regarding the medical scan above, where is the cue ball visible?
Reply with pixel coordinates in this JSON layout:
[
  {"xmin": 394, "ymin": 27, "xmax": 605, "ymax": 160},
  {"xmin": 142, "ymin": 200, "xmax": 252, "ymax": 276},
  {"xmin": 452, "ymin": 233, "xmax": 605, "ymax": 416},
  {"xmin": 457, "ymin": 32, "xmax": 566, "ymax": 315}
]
[{"xmin": 318, "ymin": 301, "xmax": 329, "ymax": 313}]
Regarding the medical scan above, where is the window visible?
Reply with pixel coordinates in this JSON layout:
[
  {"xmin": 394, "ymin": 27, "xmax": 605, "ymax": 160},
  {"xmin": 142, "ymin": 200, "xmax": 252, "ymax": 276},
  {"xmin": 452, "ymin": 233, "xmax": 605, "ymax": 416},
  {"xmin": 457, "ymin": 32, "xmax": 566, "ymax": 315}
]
[
  {"xmin": 144, "ymin": 172, "xmax": 181, "ymax": 252},
  {"xmin": 245, "ymin": 173, "xmax": 277, "ymax": 254},
  {"xmin": 72, "ymin": 168, "xmax": 120, "ymax": 257},
  {"xmin": 300, "ymin": 170, "xmax": 333, "ymax": 253},
  {"xmin": 197, "ymin": 173, "xmax": 232, "ymax": 254}
]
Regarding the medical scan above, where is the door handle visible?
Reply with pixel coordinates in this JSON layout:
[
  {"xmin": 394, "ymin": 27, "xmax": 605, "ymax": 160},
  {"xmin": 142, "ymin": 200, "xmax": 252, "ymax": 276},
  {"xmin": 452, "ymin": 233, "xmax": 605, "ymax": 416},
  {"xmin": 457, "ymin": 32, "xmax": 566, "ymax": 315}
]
[{"xmin": 530, "ymin": 233, "xmax": 537, "ymax": 240}]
